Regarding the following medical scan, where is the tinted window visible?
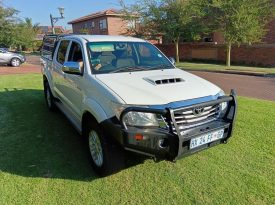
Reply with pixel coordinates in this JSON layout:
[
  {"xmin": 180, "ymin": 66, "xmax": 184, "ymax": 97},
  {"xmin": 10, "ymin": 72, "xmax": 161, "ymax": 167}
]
[
  {"xmin": 41, "ymin": 36, "xmax": 57, "ymax": 60},
  {"xmin": 57, "ymin": 40, "xmax": 69, "ymax": 64},
  {"xmin": 68, "ymin": 41, "xmax": 84, "ymax": 72},
  {"xmin": 68, "ymin": 42, "xmax": 83, "ymax": 62}
]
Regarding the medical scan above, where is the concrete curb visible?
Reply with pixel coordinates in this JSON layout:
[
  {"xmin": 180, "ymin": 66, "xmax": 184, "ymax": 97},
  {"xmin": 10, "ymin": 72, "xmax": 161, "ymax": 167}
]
[{"xmin": 179, "ymin": 67, "xmax": 275, "ymax": 78}]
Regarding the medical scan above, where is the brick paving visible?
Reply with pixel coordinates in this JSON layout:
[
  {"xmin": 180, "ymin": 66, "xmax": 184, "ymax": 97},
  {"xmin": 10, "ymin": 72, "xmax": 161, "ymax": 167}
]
[
  {"xmin": 0, "ymin": 64, "xmax": 40, "ymax": 75},
  {"xmin": 190, "ymin": 71, "xmax": 275, "ymax": 102}
]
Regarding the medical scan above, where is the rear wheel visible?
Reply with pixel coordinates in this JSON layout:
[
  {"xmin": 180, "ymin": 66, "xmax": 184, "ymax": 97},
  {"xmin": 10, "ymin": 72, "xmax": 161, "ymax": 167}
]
[
  {"xmin": 44, "ymin": 81, "xmax": 56, "ymax": 111},
  {"xmin": 85, "ymin": 119, "xmax": 125, "ymax": 176},
  {"xmin": 10, "ymin": 58, "xmax": 21, "ymax": 67}
]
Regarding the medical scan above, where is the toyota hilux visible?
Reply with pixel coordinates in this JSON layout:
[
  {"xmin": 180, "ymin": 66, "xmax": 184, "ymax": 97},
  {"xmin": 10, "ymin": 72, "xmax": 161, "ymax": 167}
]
[{"xmin": 41, "ymin": 34, "xmax": 237, "ymax": 176}]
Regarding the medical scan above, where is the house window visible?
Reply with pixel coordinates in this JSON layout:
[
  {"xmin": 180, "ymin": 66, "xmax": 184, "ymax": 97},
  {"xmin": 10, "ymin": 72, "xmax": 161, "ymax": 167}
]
[
  {"xmin": 90, "ymin": 21, "xmax": 95, "ymax": 28},
  {"xmin": 99, "ymin": 19, "xmax": 107, "ymax": 29},
  {"xmin": 83, "ymin": 23, "xmax": 88, "ymax": 29}
]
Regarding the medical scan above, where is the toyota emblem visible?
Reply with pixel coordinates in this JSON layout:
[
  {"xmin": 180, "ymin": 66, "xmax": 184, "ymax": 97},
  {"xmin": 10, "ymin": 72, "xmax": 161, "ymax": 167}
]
[{"xmin": 192, "ymin": 107, "xmax": 205, "ymax": 116}]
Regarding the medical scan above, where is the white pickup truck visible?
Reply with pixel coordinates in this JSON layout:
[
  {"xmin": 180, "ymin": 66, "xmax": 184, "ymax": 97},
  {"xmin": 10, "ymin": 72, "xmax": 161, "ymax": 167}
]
[{"xmin": 41, "ymin": 34, "xmax": 237, "ymax": 176}]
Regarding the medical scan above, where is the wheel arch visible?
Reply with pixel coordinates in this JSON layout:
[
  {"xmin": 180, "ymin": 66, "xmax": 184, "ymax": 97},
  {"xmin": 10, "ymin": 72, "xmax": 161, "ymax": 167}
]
[
  {"xmin": 43, "ymin": 75, "xmax": 51, "ymax": 90},
  {"xmin": 43, "ymin": 75, "xmax": 48, "ymax": 83},
  {"xmin": 43, "ymin": 74, "xmax": 54, "ymax": 94},
  {"xmin": 10, "ymin": 56, "xmax": 21, "ymax": 62},
  {"xmin": 82, "ymin": 111, "xmax": 98, "ymax": 136},
  {"xmin": 81, "ymin": 98, "xmax": 109, "ymax": 133}
]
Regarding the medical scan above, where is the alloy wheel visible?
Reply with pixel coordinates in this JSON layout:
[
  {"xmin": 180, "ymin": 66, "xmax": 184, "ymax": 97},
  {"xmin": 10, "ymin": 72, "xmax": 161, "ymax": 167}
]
[{"xmin": 88, "ymin": 130, "xmax": 104, "ymax": 167}]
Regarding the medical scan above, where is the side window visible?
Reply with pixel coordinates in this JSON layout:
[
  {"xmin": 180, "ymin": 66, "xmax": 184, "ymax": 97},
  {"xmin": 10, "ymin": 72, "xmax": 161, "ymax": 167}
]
[
  {"xmin": 68, "ymin": 42, "xmax": 83, "ymax": 62},
  {"xmin": 68, "ymin": 41, "xmax": 84, "ymax": 72},
  {"xmin": 57, "ymin": 40, "xmax": 70, "ymax": 64}
]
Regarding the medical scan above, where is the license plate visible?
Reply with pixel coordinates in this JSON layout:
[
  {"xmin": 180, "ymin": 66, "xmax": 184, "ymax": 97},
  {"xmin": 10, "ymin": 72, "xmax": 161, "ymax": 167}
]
[{"xmin": 190, "ymin": 129, "xmax": 224, "ymax": 150}]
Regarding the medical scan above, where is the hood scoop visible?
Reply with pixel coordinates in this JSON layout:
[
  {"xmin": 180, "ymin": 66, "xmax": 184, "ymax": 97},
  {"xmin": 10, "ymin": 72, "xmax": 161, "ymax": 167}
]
[{"xmin": 144, "ymin": 75, "xmax": 185, "ymax": 85}]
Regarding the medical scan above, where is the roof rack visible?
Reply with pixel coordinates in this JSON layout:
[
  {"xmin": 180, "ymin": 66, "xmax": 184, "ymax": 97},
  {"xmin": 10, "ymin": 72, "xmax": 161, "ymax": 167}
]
[{"xmin": 43, "ymin": 33, "xmax": 89, "ymax": 40}]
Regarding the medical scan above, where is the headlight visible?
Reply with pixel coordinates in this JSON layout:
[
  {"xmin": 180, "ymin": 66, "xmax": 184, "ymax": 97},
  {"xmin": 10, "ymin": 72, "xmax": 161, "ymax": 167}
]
[
  {"xmin": 110, "ymin": 101, "xmax": 160, "ymax": 127},
  {"xmin": 123, "ymin": 112, "xmax": 159, "ymax": 127}
]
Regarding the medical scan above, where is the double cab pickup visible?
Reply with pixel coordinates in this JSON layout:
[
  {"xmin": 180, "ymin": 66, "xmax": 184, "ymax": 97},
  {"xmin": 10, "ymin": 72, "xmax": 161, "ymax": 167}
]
[{"xmin": 41, "ymin": 34, "xmax": 237, "ymax": 176}]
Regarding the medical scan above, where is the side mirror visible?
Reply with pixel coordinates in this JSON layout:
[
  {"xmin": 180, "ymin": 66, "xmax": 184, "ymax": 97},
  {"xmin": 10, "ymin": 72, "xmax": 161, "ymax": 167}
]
[
  {"xmin": 169, "ymin": 57, "xmax": 176, "ymax": 65},
  {"xmin": 62, "ymin": 62, "xmax": 82, "ymax": 75}
]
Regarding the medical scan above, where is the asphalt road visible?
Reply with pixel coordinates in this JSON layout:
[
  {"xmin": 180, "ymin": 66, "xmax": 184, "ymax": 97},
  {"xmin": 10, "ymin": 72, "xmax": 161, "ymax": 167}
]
[{"xmin": 190, "ymin": 71, "xmax": 275, "ymax": 102}]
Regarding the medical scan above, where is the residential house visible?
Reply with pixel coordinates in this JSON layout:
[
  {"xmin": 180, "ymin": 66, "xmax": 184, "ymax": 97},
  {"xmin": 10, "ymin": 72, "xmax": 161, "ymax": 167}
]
[
  {"xmin": 68, "ymin": 9, "xmax": 162, "ymax": 44},
  {"xmin": 68, "ymin": 9, "xmax": 128, "ymax": 35},
  {"xmin": 35, "ymin": 26, "xmax": 70, "ymax": 41}
]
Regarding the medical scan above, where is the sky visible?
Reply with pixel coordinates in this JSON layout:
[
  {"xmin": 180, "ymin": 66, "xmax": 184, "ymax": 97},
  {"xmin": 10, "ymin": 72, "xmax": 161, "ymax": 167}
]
[{"xmin": 2, "ymin": 0, "xmax": 135, "ymax": 30}]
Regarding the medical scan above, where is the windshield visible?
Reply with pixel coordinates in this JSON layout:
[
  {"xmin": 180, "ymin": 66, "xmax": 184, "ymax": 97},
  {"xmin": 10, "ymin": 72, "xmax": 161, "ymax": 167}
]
[{"xmin": 87, "ymin": 41, "xmax": 174, "ymax": 74}]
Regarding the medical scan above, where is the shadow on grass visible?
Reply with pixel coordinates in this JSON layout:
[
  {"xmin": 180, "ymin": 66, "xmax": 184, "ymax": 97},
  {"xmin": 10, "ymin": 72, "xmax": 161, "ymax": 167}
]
[{"xmin": 0, "ymin": 88, "xmax": 146, "ymax": 181}]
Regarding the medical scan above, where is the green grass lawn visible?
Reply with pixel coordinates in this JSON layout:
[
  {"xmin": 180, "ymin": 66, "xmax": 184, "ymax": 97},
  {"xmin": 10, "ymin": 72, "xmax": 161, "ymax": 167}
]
[
  {"xmin": 176, "ymin": 62, "xmax": 275, "ymax": 75},
  {"xmin": 0, "ymin": 74, "xmax": 274, "ymax": 205}
]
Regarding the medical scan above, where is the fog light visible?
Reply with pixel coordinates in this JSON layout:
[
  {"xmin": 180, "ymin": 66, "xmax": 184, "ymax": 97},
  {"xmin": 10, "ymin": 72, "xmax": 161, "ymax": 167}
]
[
  {"xmin": 158, "ymin": 138, "xmax": 169, "ymax": 149},
  {"xmin": 135, "ymin": 134, "xmax": 144, "ymax": 141}
]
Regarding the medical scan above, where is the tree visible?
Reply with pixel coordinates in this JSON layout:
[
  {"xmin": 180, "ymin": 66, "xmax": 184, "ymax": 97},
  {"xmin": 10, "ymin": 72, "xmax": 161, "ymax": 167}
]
[
  {"xmin": 14, "ymin": 18, "xmax": 40, "ymax": 50},
  {"xmin": 120, "ymin": 0, "xmax": 208, "ymax": 63},
  {"xmin": 0, "ymin": 2, "xmax": 18, "ymax": 47},
  {"xmin": 209, "ymin": 0, "xmax": 275, "ymax": 67},
  {"xmin": 0, "ymin": 3, "xmax": 39, "ymax": 50}
]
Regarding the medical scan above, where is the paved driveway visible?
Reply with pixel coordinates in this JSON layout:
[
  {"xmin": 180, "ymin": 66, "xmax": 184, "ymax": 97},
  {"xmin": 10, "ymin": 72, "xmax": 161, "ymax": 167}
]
[
  {"xmin": 0, "ymin": 55, "xmax": 41, "ymax": 75},
  {"xmin": 0, "ymin": 64, "xmax": 40, "ymax": 75},
  {"xmin": 190, "ymin": 71, "xmax": 275, "ymax": 102}
]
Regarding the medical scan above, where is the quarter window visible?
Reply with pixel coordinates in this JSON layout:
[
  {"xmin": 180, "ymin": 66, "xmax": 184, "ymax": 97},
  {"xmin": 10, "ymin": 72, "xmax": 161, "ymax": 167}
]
[{"xmin": 57, "ymin": 40, "xmax": 69, "ymax": 64}]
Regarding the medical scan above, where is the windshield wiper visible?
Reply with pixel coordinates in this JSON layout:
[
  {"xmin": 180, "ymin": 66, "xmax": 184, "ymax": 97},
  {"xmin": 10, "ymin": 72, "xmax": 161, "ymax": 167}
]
[
  {"xmin": 110, "ymin": 66, "xmax": 150, "ymax": 73},
  {"xmin": 110, "ymin": 64, "xmax": 173, "ymax": 73}
]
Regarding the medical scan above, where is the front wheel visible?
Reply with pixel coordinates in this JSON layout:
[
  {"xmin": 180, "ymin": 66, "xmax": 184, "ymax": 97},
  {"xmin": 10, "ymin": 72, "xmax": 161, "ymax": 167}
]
[
  {"xmin": 86, "ymin": 120, "xmax": 125, "ymax": 176},
  {"xmin": 10, "ymin": 58, "xmax": 21, "ymax": 67}
]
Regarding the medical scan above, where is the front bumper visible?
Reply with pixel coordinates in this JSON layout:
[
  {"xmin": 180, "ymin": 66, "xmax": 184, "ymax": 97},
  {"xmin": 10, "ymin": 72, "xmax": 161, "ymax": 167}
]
[
  {"xmin": 102, "ymin": 90, "xmax": 237, "ymax": 161},
  {"xmin": 21, "ymin": 56, "xmax": 26, "ymax": 63}
]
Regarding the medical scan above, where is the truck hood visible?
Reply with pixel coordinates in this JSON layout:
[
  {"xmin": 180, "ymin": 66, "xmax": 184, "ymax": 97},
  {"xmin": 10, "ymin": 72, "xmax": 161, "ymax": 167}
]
[{"xmin": 96, "ymin": 69, "xmax": 221, "ymax": 105}]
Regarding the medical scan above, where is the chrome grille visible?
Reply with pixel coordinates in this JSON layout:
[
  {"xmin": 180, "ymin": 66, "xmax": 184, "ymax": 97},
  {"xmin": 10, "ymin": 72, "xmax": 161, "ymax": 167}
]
[{"xmin": 171, "ymin": 104, "xmax": 220, "ymax": 134}]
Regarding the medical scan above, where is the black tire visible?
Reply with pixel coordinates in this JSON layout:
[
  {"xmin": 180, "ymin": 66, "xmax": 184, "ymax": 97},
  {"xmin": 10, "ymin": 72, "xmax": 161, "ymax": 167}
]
[
  {"xmin": 10, "ymin": 58, "xmax": 21, "ymax": 67},
  {"xmin": 85, "ymin": 119, "xmax": 125, "ymax": 176},
  {"xmin": 44, "ymin": 81, "xmax": 56, "ymax": 111}
]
